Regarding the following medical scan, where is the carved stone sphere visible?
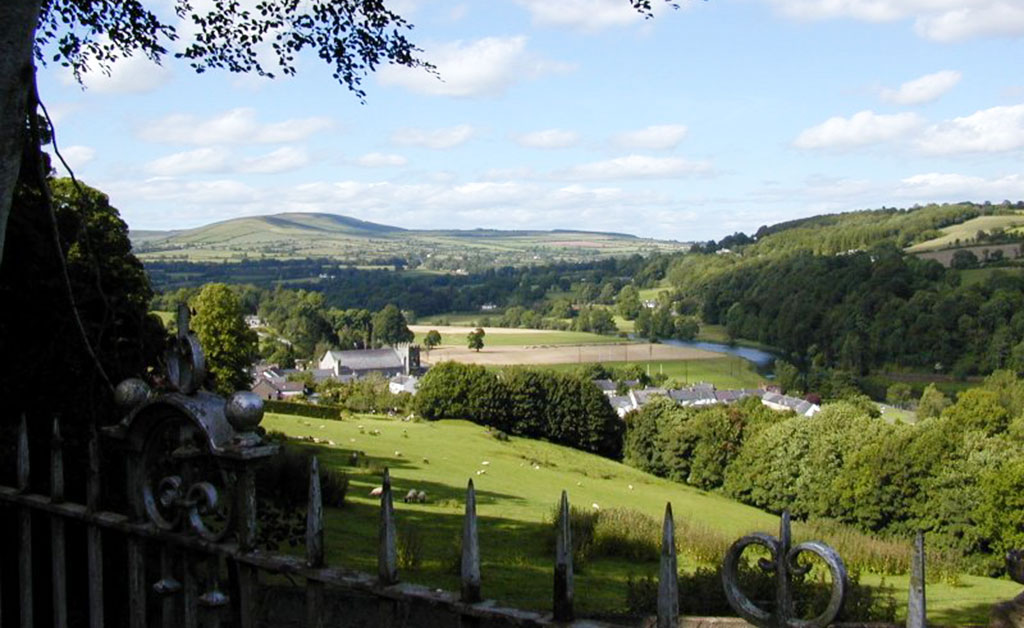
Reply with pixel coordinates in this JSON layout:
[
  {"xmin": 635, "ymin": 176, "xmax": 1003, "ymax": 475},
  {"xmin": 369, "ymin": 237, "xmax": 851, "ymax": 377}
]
[
  {"xmin": 225, "ymin": 391, "xmax": 264, "ymax": 432},
  {"xmin": 115, "ymin": 378, "xmax": 151, "ymax": 410}
]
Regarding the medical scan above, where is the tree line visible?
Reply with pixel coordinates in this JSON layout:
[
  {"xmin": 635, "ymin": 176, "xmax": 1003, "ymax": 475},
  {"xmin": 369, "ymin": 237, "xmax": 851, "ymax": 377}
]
[
  {"xmin": 623, "ymin": 371, "xmax": 1024, "ymax": 575},
  {"xmin": 414, "ymin": 362, "xmax": 623, "ymax": 459}
]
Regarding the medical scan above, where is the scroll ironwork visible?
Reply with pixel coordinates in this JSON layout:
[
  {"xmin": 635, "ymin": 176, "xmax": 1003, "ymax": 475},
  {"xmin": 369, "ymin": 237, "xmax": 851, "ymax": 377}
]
[{"xmin": 722, "ymin": 510, "xmax": 847, "ymax": 628}]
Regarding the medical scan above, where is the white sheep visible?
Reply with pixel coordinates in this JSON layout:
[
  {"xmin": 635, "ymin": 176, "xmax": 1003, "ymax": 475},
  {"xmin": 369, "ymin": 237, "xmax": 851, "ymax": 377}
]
[{"xmin": 369, "ymin": 486, "xmax": 384, "ymax": 497}]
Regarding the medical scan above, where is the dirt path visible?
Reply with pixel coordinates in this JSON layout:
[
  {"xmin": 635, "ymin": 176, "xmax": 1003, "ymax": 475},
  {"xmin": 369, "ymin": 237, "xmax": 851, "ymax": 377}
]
[{"xmin": 422, "ymin": 342, "xmax": 721, "ymax": 366}]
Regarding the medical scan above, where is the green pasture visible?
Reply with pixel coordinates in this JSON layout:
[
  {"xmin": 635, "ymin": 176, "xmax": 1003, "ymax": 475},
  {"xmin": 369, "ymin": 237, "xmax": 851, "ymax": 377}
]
[
  {"xmin": 540, "ymin": 358, "xmax": 764, "ymax": 390},
  {"xmin": 959, "ymin": 266, "xmax": 1024, "ymax": 287},
  {"xmin": 906, "ymin": 213, "xmax": 1024, "ymax": 252},
  {"xmin": 415, "ymin": 329, "xmax": 627, "ymax": 347},
  {"xmin": 262, "ymin": 412, "xmax": 1019, "ymax": 624}
]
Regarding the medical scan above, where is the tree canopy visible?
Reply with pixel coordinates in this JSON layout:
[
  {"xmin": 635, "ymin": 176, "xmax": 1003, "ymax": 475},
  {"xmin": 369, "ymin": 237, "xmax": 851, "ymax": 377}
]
[{"xmin": 191, "ymin": 283, "xmax": 257, "ymax": 395}]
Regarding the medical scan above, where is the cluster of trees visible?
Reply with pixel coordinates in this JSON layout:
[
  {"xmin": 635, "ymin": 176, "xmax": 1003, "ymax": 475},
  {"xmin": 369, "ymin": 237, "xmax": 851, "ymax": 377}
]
[
  {"xmin": 149, "ymin": 254, "xmax": 673, "ymax": 322},
  {"xmin": 685, "ymin": 245, "xmax": 1024, "ymax": 377},
  {"xmin": 1, "ymin": 176, "xmax": 166, "ymax": 425},
  {"xmin": 624, "ymin": 371, "xmax": 1024, "ymax": 575},
  {"xmin": 414, "ymin": 362, "xmax": 623, "ymax": 458},
  {"xmin": 156, "ymin": 285, "xmax": 414, "ymax": 366}
]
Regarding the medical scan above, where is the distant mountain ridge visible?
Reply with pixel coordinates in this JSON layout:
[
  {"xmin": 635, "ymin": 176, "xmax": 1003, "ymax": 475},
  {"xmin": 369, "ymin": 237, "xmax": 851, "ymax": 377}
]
[{"xmin": 132, "ymin": 212, "xmax": 686, "ymax": 268}]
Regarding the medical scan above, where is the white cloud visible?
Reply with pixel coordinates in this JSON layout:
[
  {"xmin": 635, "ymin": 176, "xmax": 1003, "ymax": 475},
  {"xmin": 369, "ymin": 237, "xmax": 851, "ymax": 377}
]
[
  {"xmin": 915, "ymin": 2, "xmax": 1024, "ymax": 42},
  {"xmin": 61, "ymin": 51, "xmax": 172, "ymax": 94},
  {"xmin": 514, "ymin": 0, "xmax": 669, "ymax": 31},
  {"xmin": 139, "ymin": 108, "xmax": 333, "ymax": 145},
  {"xmin": 897, "ymin": 172, "xmax": 1024, "ymax": 198},
  {"xmin": 766, "ymin": 0, "xmax": 1024, "ymax": 42},
  {"xmin": 144, "ymin": 146, "xmax": 308, "ymax": 175},
  {"xmin": 238, "ymin": 147, "xmax": 309, "ymax": 174},
  {"xmin": 58, "ymin": 145, "xmax": 96, "ymax": 167},
  {"xmin": 392, "ymin": 124, "xmax": 477, "ymax": 149},
  {"xmin": 793, "ymin": 110, "xmax": 924, "ymax": 149},
  {"xmin": 355, "ymin": 152, "xmax": 409, "ymax": 167},
  {"xmin": 917, "ymin": 104, "xmax": 1024, "ymax": 154},
  {"xmin": 145, "ymin": 147, "xmax": 231, "ymax": 176},
  {"xmin": 377, "ymin": 36, "xmax": 574, "ymax": 98},
  {"xmin": 53, "ymin": 145, "xmax": 95, "ymax": 176},
  {"xmin": 612, "ymin": 124, "xmax": 689, "ymax": 150},
  {"xmin": 558, "ymin": 155, "xmax": 712, "ymax": 180},
  {"xmin": 880, "ymin": 70, "xmax": 962, "ymax": 105},
  {"xmin": 514, "ymin": 129, "xmax": 580, "ymax": 149}
]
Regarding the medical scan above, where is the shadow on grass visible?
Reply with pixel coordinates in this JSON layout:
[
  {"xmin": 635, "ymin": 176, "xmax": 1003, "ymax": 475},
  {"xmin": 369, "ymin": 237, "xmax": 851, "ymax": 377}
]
[
  {"xmin": 929, "ymin": 601, "xmax": 999, "ymax": 627},
  {"xmin": 288, "ymin": 484, "xmax": 658, "ymax": 619}
]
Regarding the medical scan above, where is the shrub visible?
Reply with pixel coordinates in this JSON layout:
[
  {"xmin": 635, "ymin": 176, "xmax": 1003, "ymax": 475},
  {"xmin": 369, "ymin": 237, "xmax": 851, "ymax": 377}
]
[
  {"xmin": 264, "ymin": 399, "xmax": 345, "ymax": 420},
  {"xmin": 254, "ymin": 445, "xmax": 349, "ymax": 549},
  {"xmin": 397, "ymin": 525, "xmax": 424, "ymax": 570},
  {"xmin": 592, "ymin": 508, "xmax": 660, "ymax": 561},
  {"xmin": 545, "ymin": 503, "xmax": 600, "ymax": 570}
]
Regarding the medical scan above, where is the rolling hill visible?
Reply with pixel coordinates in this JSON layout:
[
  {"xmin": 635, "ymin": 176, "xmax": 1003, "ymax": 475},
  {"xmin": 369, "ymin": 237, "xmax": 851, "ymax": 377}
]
[{"xmin": 132, "ymin": 212, "xmax": 689, "ymax": 267}]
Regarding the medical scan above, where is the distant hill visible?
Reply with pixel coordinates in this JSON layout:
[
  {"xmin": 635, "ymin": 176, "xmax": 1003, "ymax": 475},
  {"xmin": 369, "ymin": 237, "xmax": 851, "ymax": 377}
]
[{"xmin": 132, "ymin": 212, "xmax": 688, "ymax": 268}]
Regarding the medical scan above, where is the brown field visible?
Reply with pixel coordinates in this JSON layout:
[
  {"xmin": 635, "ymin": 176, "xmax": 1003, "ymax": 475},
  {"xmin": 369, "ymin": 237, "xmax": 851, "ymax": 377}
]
[
  {"xmin": 911, "ymin": 242, "xmax": 1023, "ymax": 267},
  {"xmin": 421, "ymin": 342, "xmax": 721, "ymax": 366}
]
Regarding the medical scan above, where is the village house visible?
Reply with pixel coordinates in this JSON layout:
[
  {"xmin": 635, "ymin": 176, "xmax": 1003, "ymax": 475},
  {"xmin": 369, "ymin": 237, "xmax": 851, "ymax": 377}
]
[
  {"xmin": 600, "ymin": 380, "xmax": 821, "ymax": 418},
  {"xmin": 319, "ymin": 343, "xmax": 421, "ymax": 379}
]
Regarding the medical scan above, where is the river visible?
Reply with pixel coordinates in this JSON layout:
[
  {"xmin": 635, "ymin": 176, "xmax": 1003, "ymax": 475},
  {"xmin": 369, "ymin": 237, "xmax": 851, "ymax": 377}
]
[{"xmin": 657, "ymin": 338, "xmax": 778, "ymax": 370}]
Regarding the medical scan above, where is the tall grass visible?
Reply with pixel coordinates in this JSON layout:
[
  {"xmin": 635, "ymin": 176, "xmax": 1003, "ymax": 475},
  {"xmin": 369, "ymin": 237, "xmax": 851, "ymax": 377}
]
[{"xmin": 551, "ymin": 502, "xmax": 965, "ymax": 582}]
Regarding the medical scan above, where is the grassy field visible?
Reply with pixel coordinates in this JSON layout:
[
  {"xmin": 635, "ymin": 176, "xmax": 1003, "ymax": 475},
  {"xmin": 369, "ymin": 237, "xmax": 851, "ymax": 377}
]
[
  {"xmin": 262, "ymin": 412, "xmax": 1019, "ymax": 624},
  {"xmin": 906, "ymin": 213, "xmax": 1024, "ymax": 252},
  {"xmin": 959, "ymin": 266, "xmax": 1024, "ymax": 287},
  {"xmin": 411, "ymin": 325, "xmax": 627, "ymax": 347},
  {"xmin": 541, "ymin": 358, "xmax": 764, "ymax": 390}
]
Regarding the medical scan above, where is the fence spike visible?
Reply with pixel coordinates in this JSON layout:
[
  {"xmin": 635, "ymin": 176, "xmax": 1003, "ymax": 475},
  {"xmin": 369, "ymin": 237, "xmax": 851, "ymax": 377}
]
[
  {"xmin": 86, "ymin": 427, "xmax": 105, "ymax": 628},
  {"xmin": 51, "ymin": 418, "xmax": 68, "ymax": 628},
  {"xmin": 461, "ymin": 479, "xmax": 481, "ymax": 603},
  {"xmin": 907, "ymin": 530, "xmax": 927, "ymax": 628},
  {"xmin": 306, "ymin": 456, "xmax": 324, "ymax": 568},
  {"xmin": 51, "ymin": 417, "xmax": 64, "ymax": 503},
  {"xmin": 17, "ymin": 413, "xmax": 29, "ymax": 492},
  {"xmin": 378, "ymin": 468, "xmax": 398, "ymax": 585},
  {"xmin": 658, "ymin": 502, "xmax": 679, "ymax": 628},
  {"xmin": 553, "ymin": 490, "xmax": 574, "ymax": 622}
]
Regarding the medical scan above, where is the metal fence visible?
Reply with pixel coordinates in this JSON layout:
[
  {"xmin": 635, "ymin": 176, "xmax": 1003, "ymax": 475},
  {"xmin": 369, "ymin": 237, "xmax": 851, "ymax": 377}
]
[{"xmin": 0, "ymin": 306, "xmax": 930, "ymax": 628}]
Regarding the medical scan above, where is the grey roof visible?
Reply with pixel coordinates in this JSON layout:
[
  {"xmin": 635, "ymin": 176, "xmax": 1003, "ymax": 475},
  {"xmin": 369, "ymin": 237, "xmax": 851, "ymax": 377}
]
[
  {"xmin": 668, "ymin": 388, "xmax": 717, "ymax": 403},
  {"xmin": 329, "ymin": 348, "xmax": 404, "ymax": 372},
  {"xmin": 715, "ymin": 389, "xmax": 748, "ymax": 403},
  {"xmin": 592, "ymin": 379, "xmax": 617, "ymax": 392},
  {"xmin": 608, "ymin": 395, "xmax": 634, "ymax": 410},
  {"xmin": 309, "ymin": 368, "xmax": 338, "ymax": 383},
  {"xmin": 632, "ymin": 387, "xmax": 668, "ymax": 404}
]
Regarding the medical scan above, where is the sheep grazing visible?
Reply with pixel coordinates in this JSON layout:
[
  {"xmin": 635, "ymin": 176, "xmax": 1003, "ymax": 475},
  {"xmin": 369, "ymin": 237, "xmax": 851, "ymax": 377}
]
[
  {"xmin": 403, "ymin": 489, "xmax": 428, "ymax": 503},
  {"xmin": 369, "ymin": 486, "xmax": 384, "ymax": 497},
  {"xmin": 592, "ymin": 503, "xmax": 600, "ymax": 510}
]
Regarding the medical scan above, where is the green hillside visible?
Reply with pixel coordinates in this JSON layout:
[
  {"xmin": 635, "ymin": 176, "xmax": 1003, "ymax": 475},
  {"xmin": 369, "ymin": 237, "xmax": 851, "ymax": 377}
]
[
  {"xmin": 262, "ymin": 412, "xmax": 1018, "ymax": 623},
  {"xmin": 133, "ymin": 212, "xmax": 689, "ymax": 267}
]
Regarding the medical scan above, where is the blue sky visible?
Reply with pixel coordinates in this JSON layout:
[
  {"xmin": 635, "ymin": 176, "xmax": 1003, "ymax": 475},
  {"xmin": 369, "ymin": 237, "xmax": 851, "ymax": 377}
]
[{"xmin": 37, "ymin": 0, "xmax": 1024, "ymax": 241}]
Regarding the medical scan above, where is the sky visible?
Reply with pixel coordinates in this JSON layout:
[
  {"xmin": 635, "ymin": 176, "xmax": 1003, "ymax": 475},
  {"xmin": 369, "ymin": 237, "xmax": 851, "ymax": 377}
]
[{"xmin": 36, "ymin": 0, "xmax": 1024, "ymax": 242}]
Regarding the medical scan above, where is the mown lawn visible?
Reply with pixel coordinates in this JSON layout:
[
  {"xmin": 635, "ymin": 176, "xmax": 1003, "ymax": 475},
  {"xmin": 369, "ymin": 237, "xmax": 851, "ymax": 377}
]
[{"xmin": 261, "ymin": 412, "xmax": 1019, "ymax": 624}]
